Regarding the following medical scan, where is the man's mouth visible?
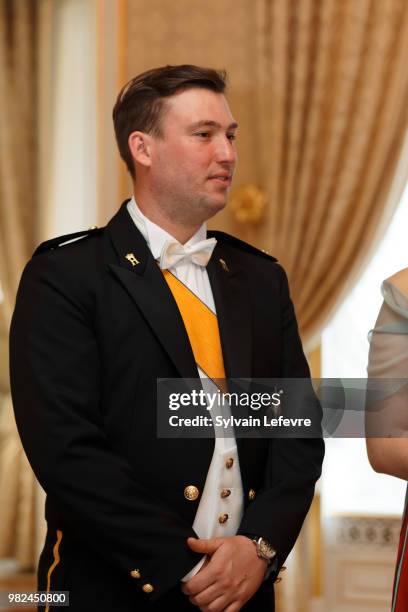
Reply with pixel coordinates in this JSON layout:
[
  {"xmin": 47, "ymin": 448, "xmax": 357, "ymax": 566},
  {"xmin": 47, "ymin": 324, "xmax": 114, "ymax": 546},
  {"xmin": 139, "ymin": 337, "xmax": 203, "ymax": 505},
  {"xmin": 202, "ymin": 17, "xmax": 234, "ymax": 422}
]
[{"xmin": 209, "ymin": 174, "xmax": 232, "ymax": 186}]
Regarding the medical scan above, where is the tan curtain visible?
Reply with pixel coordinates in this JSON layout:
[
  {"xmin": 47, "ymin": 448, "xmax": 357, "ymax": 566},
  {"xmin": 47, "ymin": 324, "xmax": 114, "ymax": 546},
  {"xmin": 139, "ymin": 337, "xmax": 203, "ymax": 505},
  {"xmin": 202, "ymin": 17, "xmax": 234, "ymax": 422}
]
[
  {"xmin": 0, "ymin": 0, "xmax": 40, "ymax": 569},
  {"xmin": 253, "ymin": 0, "xmax": 408, "ymax": 347}
]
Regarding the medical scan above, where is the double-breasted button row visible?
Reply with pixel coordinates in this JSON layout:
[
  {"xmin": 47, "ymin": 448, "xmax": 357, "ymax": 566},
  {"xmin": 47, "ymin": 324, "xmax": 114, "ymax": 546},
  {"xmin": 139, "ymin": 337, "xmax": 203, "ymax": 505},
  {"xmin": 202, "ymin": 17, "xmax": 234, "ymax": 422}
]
[{"xmin": 130, "ymin": 569, "xmax": 154, "ymax": 593}]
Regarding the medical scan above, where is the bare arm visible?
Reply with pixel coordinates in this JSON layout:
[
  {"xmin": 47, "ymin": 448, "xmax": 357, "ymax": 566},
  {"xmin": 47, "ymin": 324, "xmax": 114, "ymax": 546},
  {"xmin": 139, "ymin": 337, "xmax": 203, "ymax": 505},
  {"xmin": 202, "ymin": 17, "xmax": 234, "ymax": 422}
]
[
  {"xmin": 366, "ymin": 386, "xmax": 408, "ymax": 479},
  {"xmin": 366, "ymin": 270, "xmax": 408, "ymax": 480}
]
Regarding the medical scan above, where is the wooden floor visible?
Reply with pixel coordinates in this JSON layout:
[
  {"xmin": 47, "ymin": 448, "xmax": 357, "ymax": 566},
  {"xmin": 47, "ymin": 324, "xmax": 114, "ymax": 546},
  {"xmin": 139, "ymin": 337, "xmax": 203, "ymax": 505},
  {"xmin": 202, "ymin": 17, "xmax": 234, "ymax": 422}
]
[{"xmin": 0, "ymin": 572, "xmax": 36, "ymax": 612}]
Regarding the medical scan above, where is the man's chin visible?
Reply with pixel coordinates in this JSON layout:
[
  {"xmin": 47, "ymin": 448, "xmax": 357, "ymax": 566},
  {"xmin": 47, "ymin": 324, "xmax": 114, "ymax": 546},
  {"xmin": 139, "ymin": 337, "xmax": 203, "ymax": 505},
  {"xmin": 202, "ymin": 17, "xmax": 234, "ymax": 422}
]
[
  {"xmin": 201, "ymin": 205, "xmax": 226, "ymax": 224},
  {"xmin": 202, "ymin": 195, "xmax": 228, "ymax": 217}
]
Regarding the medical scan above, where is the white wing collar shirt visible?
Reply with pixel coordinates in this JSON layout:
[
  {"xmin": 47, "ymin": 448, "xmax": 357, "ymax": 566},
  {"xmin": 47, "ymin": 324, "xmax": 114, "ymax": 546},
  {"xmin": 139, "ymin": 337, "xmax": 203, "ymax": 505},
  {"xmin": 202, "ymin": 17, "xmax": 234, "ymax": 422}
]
[{"xmin": 127, "ymin": 197, "xmax": 244, "ymax": 579}]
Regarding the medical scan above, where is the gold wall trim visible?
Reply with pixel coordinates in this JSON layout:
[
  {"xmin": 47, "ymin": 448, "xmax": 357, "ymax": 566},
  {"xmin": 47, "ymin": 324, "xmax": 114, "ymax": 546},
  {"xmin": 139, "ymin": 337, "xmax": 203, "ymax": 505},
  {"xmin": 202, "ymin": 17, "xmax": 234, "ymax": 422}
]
[
  {"xmin": 96, "ymin": 0, "xmax": 106, "ymax": 225},
  {"xmin": 307, "ymin": 342, "xmax": 321, "ymax": 379},
  {"xmin": 117, "ymin": 0, "xmax": 130, "ymax": 202},
  {"xmin": 96, "ymin": 0, "xmax": 128, "ymax": 225},
  {"xmin": 310, "ymin": 493, "xmax": 322, "ymax": 598}
]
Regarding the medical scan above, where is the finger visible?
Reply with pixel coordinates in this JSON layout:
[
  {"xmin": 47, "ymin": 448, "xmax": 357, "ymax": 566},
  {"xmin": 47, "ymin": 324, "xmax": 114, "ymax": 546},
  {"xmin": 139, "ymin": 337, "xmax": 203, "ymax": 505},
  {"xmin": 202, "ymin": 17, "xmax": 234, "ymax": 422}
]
[
  {"xmin": 188, "ymin": 581, "xmax": 225, "ymax": 607},
  {"xmin": 187, "ymin": 537, "xmax": 224, "ymax": 554},
  {"xmin": 223, "ymin": 602, "xmax": 242, "ymax": 612},
  {"xmin": 182, "ymin": 569, "xmax": 217, "ymax": 597},
  {"xmin": 198, "ymin": 593, "xmax": 230, "ymax": 612}
]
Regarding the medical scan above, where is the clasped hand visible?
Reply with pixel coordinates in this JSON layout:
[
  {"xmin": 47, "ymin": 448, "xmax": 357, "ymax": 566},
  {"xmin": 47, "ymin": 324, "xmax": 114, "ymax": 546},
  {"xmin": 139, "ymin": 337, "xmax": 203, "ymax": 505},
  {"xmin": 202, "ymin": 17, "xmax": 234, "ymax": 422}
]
[{"xmin": 181, "ymin": 535, "xmax": 268, "ymax": 611}]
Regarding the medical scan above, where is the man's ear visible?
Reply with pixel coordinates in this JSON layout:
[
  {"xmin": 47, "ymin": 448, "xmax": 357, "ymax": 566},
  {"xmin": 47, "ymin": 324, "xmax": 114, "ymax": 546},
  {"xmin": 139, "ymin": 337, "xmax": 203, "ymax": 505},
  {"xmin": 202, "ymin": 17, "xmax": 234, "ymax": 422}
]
[{"xmin": 128, "ymin": 131, "xmax": 152, "ymax": 169}]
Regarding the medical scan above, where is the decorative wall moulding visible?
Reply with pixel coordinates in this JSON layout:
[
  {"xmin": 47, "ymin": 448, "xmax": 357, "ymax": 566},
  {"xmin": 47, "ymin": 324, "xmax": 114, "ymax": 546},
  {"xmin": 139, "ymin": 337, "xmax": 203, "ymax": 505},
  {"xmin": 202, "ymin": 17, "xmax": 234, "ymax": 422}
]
[
  {"xmin": 326, "ymin": 514, "xmax": 401, "ymax": 550},
  {"xmin": 324, "ymin": 515, "xmax": 398, "ymax": 611}
]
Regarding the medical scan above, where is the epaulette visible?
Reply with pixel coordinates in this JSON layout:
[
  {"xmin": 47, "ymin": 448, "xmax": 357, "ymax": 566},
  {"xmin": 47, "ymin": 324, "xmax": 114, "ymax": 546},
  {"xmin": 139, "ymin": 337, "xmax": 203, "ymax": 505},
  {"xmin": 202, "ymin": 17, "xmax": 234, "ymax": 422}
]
[
  {"xmin": 33, "ymin": 226, "xmax": 104, "ymax": 256},
  {"xmin": 209, "ymin": 230, "xmax": 278, "ymax": 262}
]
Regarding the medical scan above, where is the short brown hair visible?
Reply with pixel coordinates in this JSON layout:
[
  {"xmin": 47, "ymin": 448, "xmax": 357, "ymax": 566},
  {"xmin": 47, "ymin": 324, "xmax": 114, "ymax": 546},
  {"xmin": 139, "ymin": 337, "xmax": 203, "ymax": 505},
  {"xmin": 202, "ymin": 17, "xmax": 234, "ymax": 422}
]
[{"xmin": 112, "ymin": 64, "xmax": 227, "ymax": 179}]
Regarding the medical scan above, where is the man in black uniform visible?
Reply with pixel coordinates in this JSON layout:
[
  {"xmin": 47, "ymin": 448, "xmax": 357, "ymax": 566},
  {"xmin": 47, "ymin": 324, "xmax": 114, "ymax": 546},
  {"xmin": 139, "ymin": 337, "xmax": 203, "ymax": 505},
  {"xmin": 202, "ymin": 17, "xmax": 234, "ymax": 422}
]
[{"xmin": 10, "ymin": 64, "xmax": 324, "ymax": 611}]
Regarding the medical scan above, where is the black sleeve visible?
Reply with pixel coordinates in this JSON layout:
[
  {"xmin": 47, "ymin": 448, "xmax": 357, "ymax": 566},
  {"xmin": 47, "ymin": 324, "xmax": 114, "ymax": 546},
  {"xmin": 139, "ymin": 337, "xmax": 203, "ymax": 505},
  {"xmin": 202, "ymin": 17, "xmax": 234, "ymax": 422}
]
[
  {"xmin": 9, "ymin": 253, "xmax": 202, "ymax": 601},
  {"xmin": 237, "ymin": 264, "xmax": 325, "ymax": 574}
]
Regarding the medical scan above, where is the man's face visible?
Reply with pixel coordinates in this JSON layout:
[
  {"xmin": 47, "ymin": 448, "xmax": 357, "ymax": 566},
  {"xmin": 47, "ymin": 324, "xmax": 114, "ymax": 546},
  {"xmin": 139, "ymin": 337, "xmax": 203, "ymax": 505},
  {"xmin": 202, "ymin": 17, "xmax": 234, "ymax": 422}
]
[{"xmin": 148, "ymin": 87, "xmax": 238, "ymax": 226}]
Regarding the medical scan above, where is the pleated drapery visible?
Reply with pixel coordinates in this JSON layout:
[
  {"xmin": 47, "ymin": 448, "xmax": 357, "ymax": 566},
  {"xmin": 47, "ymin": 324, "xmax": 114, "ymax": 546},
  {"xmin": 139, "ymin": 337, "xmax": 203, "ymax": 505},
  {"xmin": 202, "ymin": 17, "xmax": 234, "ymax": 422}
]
[
  {"xmin": 259, "ymin": 0, "xmax": 408, "ymax": 346},
  {"xmin": 0, "ymin": 0, "xmax": 39, "ymax": 568}
]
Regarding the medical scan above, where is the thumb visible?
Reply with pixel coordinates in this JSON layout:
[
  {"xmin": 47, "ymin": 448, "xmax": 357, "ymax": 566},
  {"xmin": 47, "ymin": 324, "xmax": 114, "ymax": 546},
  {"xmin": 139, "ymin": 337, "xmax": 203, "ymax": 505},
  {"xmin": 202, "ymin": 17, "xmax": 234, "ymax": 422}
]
[{"xmin": 187, "ymin": 537, "xmax": 223, "ymax": 554}]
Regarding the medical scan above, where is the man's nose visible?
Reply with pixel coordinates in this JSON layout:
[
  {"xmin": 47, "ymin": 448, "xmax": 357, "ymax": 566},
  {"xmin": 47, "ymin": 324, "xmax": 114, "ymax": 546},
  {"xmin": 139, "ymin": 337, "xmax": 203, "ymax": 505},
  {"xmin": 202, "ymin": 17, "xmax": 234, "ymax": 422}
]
[{"xmin": 214, "ymin": 136, "xmax": 237, "ymax": 165}]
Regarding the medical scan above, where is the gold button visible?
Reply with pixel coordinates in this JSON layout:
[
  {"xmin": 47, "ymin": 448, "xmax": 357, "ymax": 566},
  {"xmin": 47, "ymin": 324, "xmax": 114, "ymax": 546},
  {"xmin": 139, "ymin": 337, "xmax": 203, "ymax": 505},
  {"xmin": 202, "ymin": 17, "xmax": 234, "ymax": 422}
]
[
  {"xmin": 88, "ymin": 225, "xmax": 98, "ymax": 230},
  {"xmin": 248, "ymin": 489, "xmax": 256, "ymax": 501},
  {"xmin": 184, "ymin": 485, "xmax": 199, "ymax": 501},
  {"xmin": 225, "ymin": 457, "xmax": 234, "ymax": 469},
  {"xmin": 280, "ymin": 566, "xmax": 287, "ymax": 573},
  {"xmin": 221, "ymin": 488, "xmax": 231, "ymax": 499},
  {"xmin": 142, "ymin": 583, "xmax": 154, "ymax": 593},
  {"xmin": 275, "ymin": 577, "xmax": 282, "ymax": 583},
  {"xmin": 130, "ymin": 569, "xmax": 141, "ymax": 579},
  {"xmin": 218, "ymin": 513, "xmax": 229, "ymax": 524}
]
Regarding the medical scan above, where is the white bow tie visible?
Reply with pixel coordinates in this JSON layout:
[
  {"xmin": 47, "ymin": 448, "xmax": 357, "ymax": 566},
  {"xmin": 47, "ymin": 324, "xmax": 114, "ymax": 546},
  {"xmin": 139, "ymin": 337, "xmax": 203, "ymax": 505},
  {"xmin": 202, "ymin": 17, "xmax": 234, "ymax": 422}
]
[{"xmin": 159, "ymin": 237, "xmax": 217, "ymax": 270}]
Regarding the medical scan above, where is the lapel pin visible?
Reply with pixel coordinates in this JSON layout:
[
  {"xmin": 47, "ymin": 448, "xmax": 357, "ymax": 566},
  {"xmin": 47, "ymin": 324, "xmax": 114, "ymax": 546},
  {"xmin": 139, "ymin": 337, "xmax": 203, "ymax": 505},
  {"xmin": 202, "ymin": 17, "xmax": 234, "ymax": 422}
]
[
  {"xmin": 219, "ymin": 258, "xmax": 229, "ymax": 272},
  {"xmin": 125, "ymin": 253, "xmax": 140, "ymax": 267}
]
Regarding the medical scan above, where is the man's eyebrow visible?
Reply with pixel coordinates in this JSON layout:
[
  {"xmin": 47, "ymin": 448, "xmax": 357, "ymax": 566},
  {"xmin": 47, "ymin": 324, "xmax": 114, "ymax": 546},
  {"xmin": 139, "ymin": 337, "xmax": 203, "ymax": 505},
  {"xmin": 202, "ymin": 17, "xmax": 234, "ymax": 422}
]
[{"xmin": 188, "ymin": 120, "xmax": 239, "ymax": 130}]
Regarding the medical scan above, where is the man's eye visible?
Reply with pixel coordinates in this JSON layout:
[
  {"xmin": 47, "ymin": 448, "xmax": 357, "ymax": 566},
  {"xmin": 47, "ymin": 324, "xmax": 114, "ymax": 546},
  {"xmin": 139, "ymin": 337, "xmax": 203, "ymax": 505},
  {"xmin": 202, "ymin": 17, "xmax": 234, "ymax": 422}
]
[
  {"xmin": 227, "ymin": 133, "xmax": 237, "ymax": 141},
  {"xmin": 196, "ymin": 132, "xmax": 210, "ymax": 138}
]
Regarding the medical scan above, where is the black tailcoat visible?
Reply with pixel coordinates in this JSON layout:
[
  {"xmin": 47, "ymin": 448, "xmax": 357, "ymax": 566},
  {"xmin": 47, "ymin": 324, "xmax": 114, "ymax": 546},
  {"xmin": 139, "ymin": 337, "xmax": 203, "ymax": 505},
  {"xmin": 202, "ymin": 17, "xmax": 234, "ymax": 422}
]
[{"xmin": 9, "ymin": 201, "xmax": 324, "ymax": 611}]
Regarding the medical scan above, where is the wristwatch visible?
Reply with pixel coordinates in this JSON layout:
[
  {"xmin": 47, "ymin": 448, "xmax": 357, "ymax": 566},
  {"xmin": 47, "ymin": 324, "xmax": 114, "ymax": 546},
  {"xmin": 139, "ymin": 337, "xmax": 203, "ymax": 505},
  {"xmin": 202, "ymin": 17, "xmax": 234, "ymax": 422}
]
[{"xmin": 249, "ymin": 536, "xmax": 276, "ymax": 565}]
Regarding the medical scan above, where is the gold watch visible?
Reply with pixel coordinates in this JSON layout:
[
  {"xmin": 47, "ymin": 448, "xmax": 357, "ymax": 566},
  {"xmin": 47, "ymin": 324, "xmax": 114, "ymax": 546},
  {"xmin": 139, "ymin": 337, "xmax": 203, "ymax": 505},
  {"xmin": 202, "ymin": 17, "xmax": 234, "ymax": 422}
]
[{"xmin": 251, "ymin": 536, "xmax": 276, "ymax": 565}]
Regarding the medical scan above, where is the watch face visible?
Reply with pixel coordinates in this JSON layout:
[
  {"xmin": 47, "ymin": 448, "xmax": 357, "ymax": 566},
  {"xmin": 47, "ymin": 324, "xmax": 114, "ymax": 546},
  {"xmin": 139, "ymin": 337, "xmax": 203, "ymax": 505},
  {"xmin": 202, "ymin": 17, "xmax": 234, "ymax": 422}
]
[{"xmin": 259, "ymin": 538, "xmax": 276, "ymax": 560}]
